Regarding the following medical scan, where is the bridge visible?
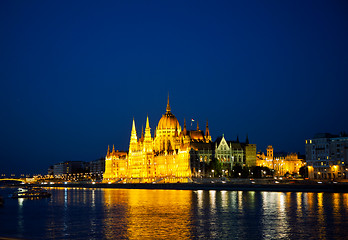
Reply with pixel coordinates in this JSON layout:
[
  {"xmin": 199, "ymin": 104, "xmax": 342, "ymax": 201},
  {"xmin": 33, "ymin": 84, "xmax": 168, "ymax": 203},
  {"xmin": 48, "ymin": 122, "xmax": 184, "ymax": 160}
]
[{"xmin": 0, "ymin": 178, "xmax": 27, "ymax": 183}]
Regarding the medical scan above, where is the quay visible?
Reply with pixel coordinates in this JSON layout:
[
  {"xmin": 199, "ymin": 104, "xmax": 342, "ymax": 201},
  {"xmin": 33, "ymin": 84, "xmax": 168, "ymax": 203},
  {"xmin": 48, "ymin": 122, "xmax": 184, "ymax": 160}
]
[{"xmin": 20, "ymin": 179, "xmax": 348, "ymax": 193}]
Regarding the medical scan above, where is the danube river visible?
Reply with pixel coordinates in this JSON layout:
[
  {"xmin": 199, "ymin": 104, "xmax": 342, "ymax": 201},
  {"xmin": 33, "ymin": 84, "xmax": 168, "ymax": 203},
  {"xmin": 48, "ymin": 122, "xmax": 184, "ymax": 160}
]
[{"xmin": 1, "ymin": 187, "xmax": 348, "ymax": 239}]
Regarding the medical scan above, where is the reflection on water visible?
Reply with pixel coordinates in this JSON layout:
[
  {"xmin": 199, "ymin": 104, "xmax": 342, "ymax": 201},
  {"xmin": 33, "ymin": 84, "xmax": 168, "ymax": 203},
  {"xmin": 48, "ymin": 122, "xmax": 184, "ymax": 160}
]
[
  {"xmin": 103, "ymin": 189, "xmax": 192, "ymax": 239},
  {"xmin": 0, "ymin": 187, "xmax": 348, "ymax": 239}
]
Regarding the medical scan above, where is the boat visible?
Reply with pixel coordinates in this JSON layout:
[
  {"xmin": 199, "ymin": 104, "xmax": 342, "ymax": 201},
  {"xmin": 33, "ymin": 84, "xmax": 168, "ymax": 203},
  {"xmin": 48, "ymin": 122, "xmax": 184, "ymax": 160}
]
[{"xmin": 11, "ymin": 187, "xmax": 51, "ymax": 199}]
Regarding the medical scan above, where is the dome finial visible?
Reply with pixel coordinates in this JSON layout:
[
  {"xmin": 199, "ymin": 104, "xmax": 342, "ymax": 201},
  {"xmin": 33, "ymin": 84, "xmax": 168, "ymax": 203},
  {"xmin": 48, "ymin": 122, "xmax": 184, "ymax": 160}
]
[{"xmin": 166, "ymin": 93, "xmax": 171, "ymax": 112}]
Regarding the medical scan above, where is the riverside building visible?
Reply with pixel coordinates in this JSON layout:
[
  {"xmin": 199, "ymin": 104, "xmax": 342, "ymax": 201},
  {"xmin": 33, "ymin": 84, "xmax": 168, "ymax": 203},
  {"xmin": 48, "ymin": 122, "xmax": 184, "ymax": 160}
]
[
  {"xmin": 214, "ymin": 135, "xmax": 256, "ymax": 174},
  {"xmin": 256, "ymin": 145, "xmax": 303, "ymax": 176},
  {"xmin": 306, "ymin": 133, "xmax": 348, "ymax": 180},
  {"xmin": 103, "ymin": 97, "xmax": 212, "ymax": 183}
]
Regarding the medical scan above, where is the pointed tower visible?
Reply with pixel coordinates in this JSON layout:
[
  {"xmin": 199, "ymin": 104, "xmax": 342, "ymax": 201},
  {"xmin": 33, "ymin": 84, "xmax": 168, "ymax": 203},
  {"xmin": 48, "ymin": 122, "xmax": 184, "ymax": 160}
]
[
  {"xmin": 183, "ymin": 119, "xmax": 187, "ymax": 135},
  {"xmin": 112, "ymin": 144, "xmax": 115, "ymax": 153},
  {"xmin": 166, "ymin": 93, "xmax": 171, "ymax": 113},
  {"xmin": 245, "ymin": 134, "xmax": 249, "ymax": 144},
  {"xmin": 140, "ymin": 125, "xmax": 144, "ymax": 142},
  {"xmin": 144, "ymin": 115, "xmax": 153, "ymax": 152},
  {"xmin": 106, "ymin": 145, "xmax": 110, "ymax": 157},
  {"xmin": 197, "ymin": 121, "xmax": 200, "ymax": 130},
  {"xmin": 129, "ymin": 118, "xmax": 138, "ymax": 152},
  {"xmin": 205, "ymin": 120, "xmax": 211, "ymax": 142},
  {"xmin": 236, "ymin": 135, "xmax": 239, "ymax": 143}
]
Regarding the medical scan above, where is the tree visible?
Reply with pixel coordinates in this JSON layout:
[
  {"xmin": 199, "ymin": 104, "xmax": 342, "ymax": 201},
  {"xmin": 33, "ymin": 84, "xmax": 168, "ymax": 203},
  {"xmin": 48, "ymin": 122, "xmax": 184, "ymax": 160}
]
[
  {"xmin": 208, "ymin": 158, "xmax": 222, "ymax": 176},
  {"xmin": 299, "ymin": 166, "xmax": 308, "ymax": 178}
]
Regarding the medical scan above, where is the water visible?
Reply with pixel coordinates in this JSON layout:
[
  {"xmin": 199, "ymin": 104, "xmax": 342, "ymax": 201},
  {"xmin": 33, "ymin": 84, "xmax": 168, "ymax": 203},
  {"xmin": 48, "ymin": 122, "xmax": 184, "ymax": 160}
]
[{"xmin": 1, "ymin": 187, "xmax": 348, "ymax": 239}]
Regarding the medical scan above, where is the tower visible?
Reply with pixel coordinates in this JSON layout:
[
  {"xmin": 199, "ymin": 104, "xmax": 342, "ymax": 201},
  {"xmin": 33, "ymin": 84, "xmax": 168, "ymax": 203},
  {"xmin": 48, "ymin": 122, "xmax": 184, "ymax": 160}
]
[
  {"xmin": 144, "ymin": 115, "xmax": 153, "ymax": 152},
  {"xmin": 129, "ymin": 118, "xmax": 138, "ymax": 152},
  {"xmin": 267, "ymin": 145, "xmax": 273, "ymax": 159},
  {"xmin": 205, "ymin": 120, "xmax": 211, "ymax": 142}
]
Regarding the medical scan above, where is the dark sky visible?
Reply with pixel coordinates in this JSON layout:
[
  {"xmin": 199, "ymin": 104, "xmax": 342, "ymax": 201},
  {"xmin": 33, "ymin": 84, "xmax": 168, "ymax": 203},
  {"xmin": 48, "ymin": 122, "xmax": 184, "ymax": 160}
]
[{"xmin": 1, "ymin": 1, "xmax": 348, "ymax": 175}]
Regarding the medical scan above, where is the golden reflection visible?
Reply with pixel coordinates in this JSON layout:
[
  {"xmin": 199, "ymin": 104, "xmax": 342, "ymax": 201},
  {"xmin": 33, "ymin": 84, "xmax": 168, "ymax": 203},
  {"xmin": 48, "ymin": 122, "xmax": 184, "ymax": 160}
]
[
  {"xmin": 296, "ymin": 192, "xmax": 303, "ymax": 218},
  {"xmin": 317, "ymin": 193, "xmax": 325, "ymax": 239},
  {"xmin": 103, "ymin": 189, "xmax": 192, "ymax": 240},
  {"xmin": 261, "ymin": 192, "xmax": 289, "ymax": 239},
  {"xmin": 333, "ymin": 193, "xmax": 340, "ymax": 213}
]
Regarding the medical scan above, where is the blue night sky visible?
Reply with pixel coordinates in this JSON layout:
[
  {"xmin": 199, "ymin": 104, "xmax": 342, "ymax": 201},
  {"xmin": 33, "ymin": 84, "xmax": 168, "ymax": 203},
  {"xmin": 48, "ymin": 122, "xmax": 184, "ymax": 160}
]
[{"xmin": 1, "ymin": 1, "xmax": 347, "ymax": 175}]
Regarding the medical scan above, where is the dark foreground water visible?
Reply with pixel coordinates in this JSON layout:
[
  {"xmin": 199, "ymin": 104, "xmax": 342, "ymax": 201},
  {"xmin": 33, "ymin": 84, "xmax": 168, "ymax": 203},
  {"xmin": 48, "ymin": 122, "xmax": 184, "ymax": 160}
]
[{"xmin": 0, "ymin": 187, "xmax": 348, "ymax": 239}]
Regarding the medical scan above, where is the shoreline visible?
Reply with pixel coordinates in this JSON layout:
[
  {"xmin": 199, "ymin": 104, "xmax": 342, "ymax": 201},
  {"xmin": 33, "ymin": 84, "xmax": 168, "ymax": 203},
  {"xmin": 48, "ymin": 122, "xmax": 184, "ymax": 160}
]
[{"xmin": 31, "ymin": 182, "xmax": 348, "ymax": 193}]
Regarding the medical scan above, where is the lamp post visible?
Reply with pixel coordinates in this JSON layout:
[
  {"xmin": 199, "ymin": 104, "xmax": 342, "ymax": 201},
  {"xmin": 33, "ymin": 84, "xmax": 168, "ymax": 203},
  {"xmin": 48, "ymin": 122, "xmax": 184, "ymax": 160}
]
[{"xmin": 212, "ymin": 169, "xmax": 214, "ymax": 178}]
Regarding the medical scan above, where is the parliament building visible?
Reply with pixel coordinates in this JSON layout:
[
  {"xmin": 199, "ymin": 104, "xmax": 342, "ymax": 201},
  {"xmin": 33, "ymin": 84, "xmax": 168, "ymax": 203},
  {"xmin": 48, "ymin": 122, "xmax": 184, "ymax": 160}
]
[{"xmin": 103, "ymin": 97, "xmax": 212, "ymax": 183}]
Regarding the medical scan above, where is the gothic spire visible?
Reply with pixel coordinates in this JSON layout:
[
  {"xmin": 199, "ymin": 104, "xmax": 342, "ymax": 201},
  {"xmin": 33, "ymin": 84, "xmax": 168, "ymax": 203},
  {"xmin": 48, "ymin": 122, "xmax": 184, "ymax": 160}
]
[
  {"xmin": 140, "ymin": 125, "xmax": 144, "ymax": 141},
  {"xmin": 144, "ymin": 115, "xmax": 152, "ymax": 140},
  {"xmin": 197, "ymin": 120, "xmax": 199, "ymax": 130},
  {"xmin": 130, "ymin": 118, "xmax": 137, "ymax": 142},
  {"xmin": 107, "ymin": 145, "xmax": 110, "ymax": 157},
  {"xmin": 246, "ymin": 134, "xmax": 249, "ymax": 144},
  {"xmin": 205, "ymin": 120, "xmax": 210, "ymax": 137},
  {"xmin": 183, "ymin": 118, "xmax": 187, "ymax": 135},
  {"xmin": 166, "ymin": 94, "xmax": 171, "ymax": 113},
  {"xmin": 112, "ymin": 144, "xmax": 115, "ymax": 153},
  {"xmin": 146, "ymin": 115, "xmax": 150, "ymax": 129}
]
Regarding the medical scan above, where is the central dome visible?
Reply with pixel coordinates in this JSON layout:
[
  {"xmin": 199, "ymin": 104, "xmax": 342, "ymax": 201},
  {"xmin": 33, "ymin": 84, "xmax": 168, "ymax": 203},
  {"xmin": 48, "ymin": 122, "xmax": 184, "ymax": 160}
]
[
  {"xmin": 157, "ymin": 96, "xmax": 180, "ymax": 130},
  {"xmin": 158, "ymin": 112, "xmax": 180, "ymax": 130}
]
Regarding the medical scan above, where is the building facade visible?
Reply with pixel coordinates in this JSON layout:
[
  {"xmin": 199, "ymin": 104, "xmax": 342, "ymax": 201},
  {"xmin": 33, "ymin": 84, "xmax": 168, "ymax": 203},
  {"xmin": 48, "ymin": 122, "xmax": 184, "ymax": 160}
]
[
  {"xmin": 214, "ymin": 135, "xmax": 257, "ymax": 174},
  {"xmin": 51, "ymin": 161, "xmax": 89, "ymax": 177},
  {"xmin": 306, "ymin": 133, "xmax": 348, "ymax": 180},
  {"xmin": 103, "ymin": 97, "xmax": 212, "ymax": 183},
  {"xmin": 256, "ymin": 145, "xmax": 303, "ymax": 176}
]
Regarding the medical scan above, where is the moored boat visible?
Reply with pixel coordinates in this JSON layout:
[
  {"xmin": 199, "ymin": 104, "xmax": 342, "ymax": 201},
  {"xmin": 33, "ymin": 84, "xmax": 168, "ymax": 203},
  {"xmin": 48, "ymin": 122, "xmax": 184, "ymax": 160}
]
[{"xmin": 11, "ymin": 187, "xmax": 51, "ymax": 199}]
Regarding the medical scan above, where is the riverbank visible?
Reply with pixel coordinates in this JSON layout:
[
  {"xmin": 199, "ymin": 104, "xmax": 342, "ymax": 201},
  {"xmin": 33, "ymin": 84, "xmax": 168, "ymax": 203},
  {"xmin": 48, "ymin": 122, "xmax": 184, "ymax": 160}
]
[{"xmin": 29, "ymin": 180, "xmax": 348, "ymax": 193}]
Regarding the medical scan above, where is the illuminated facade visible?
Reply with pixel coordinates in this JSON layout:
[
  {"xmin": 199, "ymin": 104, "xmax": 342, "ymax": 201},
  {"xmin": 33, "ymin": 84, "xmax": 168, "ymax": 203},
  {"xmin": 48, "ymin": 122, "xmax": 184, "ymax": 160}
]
[
  {"xmin": 256, "ymin": 145, "xmax": 303, "ymax": 176},
  {"xmin": 215, "ymin": 135, "xmax": 257, "ymax": 171},
  {"xmin": 306, "ymin": 133, "xmax": 348, "ymax": 180},
  {"xmin": 103, "ymin": 97, "xmax": 212, "ymax": 183}
]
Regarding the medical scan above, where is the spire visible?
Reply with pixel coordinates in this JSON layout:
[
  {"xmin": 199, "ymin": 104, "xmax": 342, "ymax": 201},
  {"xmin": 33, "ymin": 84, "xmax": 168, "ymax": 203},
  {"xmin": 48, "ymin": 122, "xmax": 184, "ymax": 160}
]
[
  {"xmin": 183, "ymin": 118, "xmax": 187, "ymax": 135},
  {"xmin": 130, "ymin": 118, "xmax": 137, "ymax": 143},
  {"xmin": 236, "ymin": 135, "xmax": 239, "ymax": 143},
  {"xmin": 144, "ymin": 115, "xmax": 152, "ymax": 140},
  {"xmin": 146, "ymin": 115, "xmax": 150, "ymax": 129},
  {"xmin": 132, "ymin": 118, "xmax": 136, "ymax": 133},
  {"xmin": 140, "ymin": 125, "xmax": 144, "ymax": 141},
  {"xmin": 197, "ymin": 120, "xmax": 199, "ymax": 130},
  {"xmin": 112, "ymin": 144, "xmax": 115, "ymax": 153},
  {"xmin": 166, "ymin": 94, "xmax": 171, "ymax": 113},
  {"xmin": 205, "ymin": 120, "xmax": 210, "ymax": 137},
  {"xmin": 107, "ymin": 145, "xmax": 110, "ymax": 157},
  {"xmin": 246, "ymin": 134, "xmax": 249, "ymax": 144},
  {"xmin": 144, "ymin": 115, "xmax": 152, "ymax": 151},
  {"xmin": 129, "ymin": 118, "xmax": 138, "ymax": 152}
]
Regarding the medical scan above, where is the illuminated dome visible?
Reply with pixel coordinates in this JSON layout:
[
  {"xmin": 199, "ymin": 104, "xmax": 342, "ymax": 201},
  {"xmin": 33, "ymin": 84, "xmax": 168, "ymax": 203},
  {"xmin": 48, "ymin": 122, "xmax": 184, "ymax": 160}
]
[
  {"xmin": 158, "ymin": 112, "xmax": 180, "ymax": 130},
  {"xmin": 157, "ymin": 97, "xmax": 180, "ymax": 130}
]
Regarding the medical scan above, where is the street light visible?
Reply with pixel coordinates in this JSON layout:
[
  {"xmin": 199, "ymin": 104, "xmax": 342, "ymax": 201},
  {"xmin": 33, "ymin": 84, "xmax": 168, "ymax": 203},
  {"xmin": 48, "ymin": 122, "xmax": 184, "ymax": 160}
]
[{"xmin": 212, "ymin": 170, "xmax": 214, "ymax": 177}]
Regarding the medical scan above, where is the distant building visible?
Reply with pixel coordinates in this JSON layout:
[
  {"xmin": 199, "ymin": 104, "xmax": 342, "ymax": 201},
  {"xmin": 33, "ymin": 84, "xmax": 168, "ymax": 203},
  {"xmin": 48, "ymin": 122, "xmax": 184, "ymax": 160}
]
[
  {"xmin": 89, "ymin": 157, "xmax": 105, "ymax": 180},
  {"xmin": 52, "ymin": 161, "xmax": 89, "ymax": 176},
  {"xmin": 214, "ymin": 135, "xmax": 257, "ymax": 174},
  {"xmin": 305, "ymin": 133, "xmax": 348, "ymax": 180},
  {"xmin": 90, "ymin": 158, "xmax": 105, "ymax": 175},
  {"xmin": 257, "ymin": 145, "xmax": 303, "ymax": 176}
]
